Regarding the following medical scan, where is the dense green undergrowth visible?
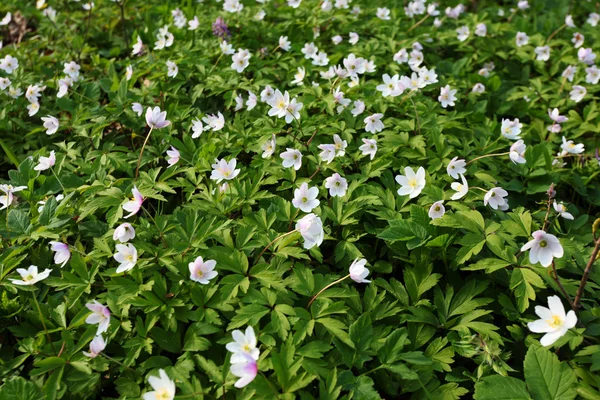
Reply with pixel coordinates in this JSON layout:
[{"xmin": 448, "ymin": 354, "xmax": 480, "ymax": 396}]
[{"xmin": 1, "ymin": 0, "xmax": 600, "ymax": 399}]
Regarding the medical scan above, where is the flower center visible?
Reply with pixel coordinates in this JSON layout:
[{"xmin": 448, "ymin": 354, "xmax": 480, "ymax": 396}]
[
  {"xmin": 408, "ymin": 179, "xmax": 417, "ymax": 188},
  {"xmin": 24, "ymin": 274, "xmax": 34, "ymax": 282},
  {"xmin": 242, "ymin": 344, "xmax": 251, "ymax": 352},
  {"xmin": 547, "ymin": 315, "xmax": 562, "ymax": 329},
  {"xmin": 302, "ymin": 197, "xmax": 308, "ymax": 203},
  {"xmin": 435, "ymin": 206, "xmax": 440, "ymax": 211},
  {"xmin": 155, "ymin": 389, "xmax": 171, "ymax": 400},
  {"xmin": 540, "ymin": 240, "xmax": 547, "ymax": 248}
]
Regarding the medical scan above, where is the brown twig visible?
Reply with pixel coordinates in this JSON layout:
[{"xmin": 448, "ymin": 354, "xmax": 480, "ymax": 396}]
[
  {"xmin": 551, "ymin": 261, "xmax": 573, "ymax": 306},
  {"xmin": 307, "ymin": 275, "xmax": 350, "ymax": 308},
  {"xmin": 573, "ymin": 236, "xmax": 600, "ymax": 310}
]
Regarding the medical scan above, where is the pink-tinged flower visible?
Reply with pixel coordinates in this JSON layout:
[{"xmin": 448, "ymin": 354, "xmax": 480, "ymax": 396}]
[
  {"xmin": 166, "ymin": 146, "xmax": 180, "ymax": 166},
  {"xmin": 132, "ymin": 103, "xmax": 143, "ymax": 116},
  {"xmin": 428, "ymin": 201, "xmax": 445, "ymax": 220},
  {"xmin": 484, "ymin": 187, "xmax": 508, "ymax": 210},
  {"xmin": 85, "ymin": 300, "xmax": 111, "ymax": 335},
  {"xmin": 230, "ymin": 352, "xmax": 258, "ymax": 388},
  {"xmin": 145, "ymin": 106, "xmax": 171, "ymax": 129},
  {"xmin": 324, "ymin": 173, "xmax": 348, "ymax": 197},
  {"xmin": 528, "ymin": 295, "xmax": 577, "ymax": 346},
  {"xmin": 280, "ymin": 148, "xmax": 303, "ymax": 170},
  {"xmin": 114, "ymin": 243, "xmax": 138, "ymax": 273},
  {"xmin": 226, "ymin": 326, "xmax": 260, "ymax": 360},
  {"xmin": 395, "ymin": 166, "xmax": 426, "ymax": 199},
  {"xmin": 41, "ymin": 115, "xmax": 59, "ymax": 135},
  {"xmin": 210, "ymin": 158, "xmax": 240, "ymax": 183},
  {"xmin": 364, "ymin": 113, "xmax": 384, "ymax": 133},
  {"xmin": 438, "ymin": 85, "xmax": 457, "ymax": 108},
  {"xmin": 34, "ymin": 151, "xmax": 56, "ymax": 171},
  {"xmin": 349, "ymin": 258, "xmax": 370, "ymax": 283},
  {"xmin": 577, "ymin": 47, "xmax": 596, "ymax": 65},
  {"xmin": 83, "ymin": 335, "xmax": 106, "ymax": 358},
  {"xmin": 113, "ymin": 223, "xmax": 136, "ymax": 243},
  {"xmin": 292, "ymin": 183, "xmax": 320, "ymax": 212},
  {"xmin": 188, "ymin": 256, "xmax": 218, "ymax": 284},
  {"xmin": 50, "ymin": 241, "xmax": 71, "ymax": 268},
  {"xmin": 447, "ymin": 157, "xmax": 466, "ymax": 179},
  {"xmin": 10, "ymin": 265, "xmax": 52, "ymax": 286},
  {"xmin": 569, "ymin": 85, "xmax": 586, "ymax": 103},
  {"xmin": 553, "ymin": 201, "xmax": 574, "ymax": 220},
  {"xmin": 521, "ymin": 230, "xmax": 564, "ymax": 267},
  {"xmin": 0, "ymin": 184, "xmax": 27, "ymax": 210},
  {"xmin": 509, "ymin": 140, "xmax": 527, "ymax": 164},
  {"xmin": 123, "ymin": 186, "xmax": 144, "ymax": 218},
  {"xmin": 143, "ymin": 369, "xmax": 176, "ymax": 400},
  {"xmin": 548, "ymin": 108, "xmax": 568, "ymax": 123},
  {"xmin": 472, "ymin": 83, "xmax": 485, "ymax": 93},
  {"xmin": 132, "ymin": 35, "xmax": 143, "ymax": 56},
  {"xmin": 295, "ymin": 213, "xmax": 324, "ymax": 249},
  {"xmin": 572, "ymin": 32, "xmax": 584, "ymax": 48}
]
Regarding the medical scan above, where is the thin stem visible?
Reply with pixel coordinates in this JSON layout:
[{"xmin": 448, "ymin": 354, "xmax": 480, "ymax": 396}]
[
  {"xmin": 255, "ymin": 230, "xmax": 297, "ymax": 263},
  {"xmin": 407, "ymin": 14, "xmax": 430, "ymax": 33},
  {"xmin": 466, "ymin": 152, "xmax": 510, "ymax": 165},
  {"xmin": 358, "ymin": 364, "xmax": 385, "ymax": 377},
  {"xmin": 551, "ymin": 261, "xmax": 572, "ymax": 307},
  {"xmin": 287, "ymin": 209, "xmax": 300, "ymax": 231},
  {"xmin": 507, "ymin": 9, "xmax": 518, "ymax": 23},
  {"xmin": 32, "ymin": 293, "xmax": 57, "ymax": 355},
  {"xmin": 573, "ymin": 237, "xmax": 600, "ymax": 310},
  {"xmin": 259, "ymin": 371, "xmax": 280, "ymax": 398},
  {"xmin": 50, "ymin": 167, "xmax": 66, "ymax": 192},
  {"xmin": 208, "ymin": 53, "xmax": 224, "ymax": 75},
  {"xmin": 541, "ymin": 195, "xmax": 554, "ymax": 232},
  {"xmin": 305, "ymin": 129, "xmax": 319, "ymax": 148},
  {"xmin": 469, "ymin": 186, "xmax": 489, "ymax": 193},
  {"xmin": 308, "ymin": 165, "xmax": 321, "ymax": 180},
  {"xmin": 547, "ymin": 24, "xmax": 566, "ymax": 43},
  {"xmin": 135, "ymin": 126, "xmax": 154, "ymax": 180},
  {"xmin": 558, "ymin": 75, "xmax": 567, "ymax": 94},
  {"xmin": 307, "ymin": 274, "xmax": 350, "ymax": 308},
  {"xmin": 119, "ymin": 1, "xmax": 130, "ymax": 50}
]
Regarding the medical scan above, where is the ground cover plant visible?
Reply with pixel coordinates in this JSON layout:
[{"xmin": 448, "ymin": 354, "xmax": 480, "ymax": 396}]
[{"xmin": 0, "ymin": 0, "xmax": 600, "ymax": 398}]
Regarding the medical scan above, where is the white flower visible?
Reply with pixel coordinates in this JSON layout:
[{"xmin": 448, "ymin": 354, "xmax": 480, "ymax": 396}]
[
  {"xmin": 572, "ymin": 32, "xmax": 584, "ymax": 48},
  {"xmin": 291, "ymin": 67, "xmax": 305, "ymax": 86},
  {"xmin": 292, "ymin": 183, "xmax": 320, "ymax": 213},
  {"xmin": 428, "ymin": 201, "xmax": 445, "ymax": 220},
  {"xmin": 561, "ymin": 136, "xmax": 584, "ymax": 154},
  {"xmin": 518, "ymin": 0, "xmax": 529, "ymax": 9},
  {"xmin": 528, "ymin": 296, "xmax": 577, "ymax": 346},
  {"xmin": 438, "ymin": 85, "xmax": 457, "ymax": 108},
  {"xmin": 125, "ymin": 65, "xmax": 133, "ymax": 81},
  {"xmin": 254, "ymin": 10, "xmax": 266, "ymax": 20},
  {"xmin": 565, "ymin": 15, "xmax": 575, "ymax": 28},
  {"xmin": 395, "ymin": 166, "xmax": 426, "ymax": 199},
  {"xmin": 450, "ymin": 174, "xmax": 469, "ymax": 200},
  {"xmin": 231, "ymin": 50, "xmax": 250, "ymax": 73},
  {"xmin": 588, "ymin": 12, "xmax": 600, "ymax": 27},
  {"xmin": 246, "ymin": 91, "xmax": 257, "ymax": 110},
  {"xmin": 10, "ymin": 266, "xmax": 52, "ymax": 286},
  {"xmin": 376, "ymin": 74, "xmax": 404, "ymax": 97},
  {"xmin": 509, "ymin": 140, "xmax": 527, "ymax": 164},
  {"xmin": 114, "ymin": 243, "xmax": 138, "ymax": 273},
  {"xmin": 123, "ymin": 186, "xmax": 144, "ymax": 218},
  {"xmin": 132, "ymin": 103, "xmax": 143, "ymax": 116},
  {"xmin": 220, "ymin": 41, "xmax": 235, "ymax": 55},
  {"xmin": 27, "ymin": 101, "xmax": 39, "ymax": 117},
  {"xmin": 351, "ymin": 100, "xmax": 365, "ymax": 117},
  {"xmin": 278, "ymin": 36, "xmax": 291, "ymax": 51},
  {"xmin": 166, "ymin": 146, "xmax": 180, "ymax": 166},
  {"xmin": 261, "ymin": 135, "xmax": 276, "ymax": 158},
  {"xmin": 419, "ymin": 67, "xmax": 438, "ymax": 86},
  {"xmin": 0, "ymin": 12, "xmax": 11, "ymax": 26},
  {"xmin": 83, "ymin": 335, "xmax": 106, "ymax": 358},
  {"xmin": 332, "ymin": 134, "xmax": 347, "ymax": 157},
  {"xmin": 260, "ymin": 85, "xmax": 275, "ymax": 103},
  {"xmin": 359, "ymin": 138, "xmax": 377, "ymax": 160},
  {"xmin": 501, "ymin": 118, "xmax": 523, "ymax": 140},
  {"xmin": 210, "ymin": 158, "xmax": 240, "ymax": 183},
  {"xmin": 280, "ymin": 148, "xmax": 302, "ymax": 170},
  {"xmin": 475, "ymin": 23, "xmax": 487, "ymax": 37},
  {"xmin": 235, "ymin": 94, "xmax": 244, "ymax": 111},
  {"xmin": 64, "ymin": 61, "xmax": 81, "ymax": 79},
  {"xmin": 376, "ymin": 7, "xmax": 391, "ymax": 20},
  {"xmin": 188, "ymin": 16, "xmax": 199, "ymax": 30},
  {"xmin": 562, "ymin": 65, "xmax": 577, "ymax": 82},
  {"xmin": 188, "ymin": 256, "xmax": 218, "ymax": 284},
  {"xmin": 364, "ymin": 113, "xmax": 384, "ymax": 133},
  {"xmin": 34, "ymin": 150, "xmax": 56, "ymax": 171},
  {"xmin": 472, "ymin": 83, "xmax": 485, "ymax": 94},
  {"xmin": 85, "ymin": 301, "xmax": 111, "ymax": 335},
  {"xmin": 348, "ymin": 32, "xmax": 359, "ymax": 45},
  {"xmin": 288, "ymin": 0, "xmax": 302, "ymax": 8},
  {"xmin": 456, "ymin": 26, "xmax": 470, "ymax": 42},
  {"xmin": 0, "ymin": 77, "xmax": 11, "ymax": 90},
  {"xmin": 535, "ymin": 46, "xmax": 550, "ymax": 61},
  {"xmin": 585, "ymin": 65, "xmax": 600, "ymax": 84},
  {"xmin": 516, "ymin": 32, "xmax": 529, "ymax": 47},
  {"xmin": 301, "ymin": 42, "xmax": 318, "ymax": 59},
  {"xmin": 132, "ymin": 36, "xmax": 143, "ymax": 56},
  {"xmin": 50, "ymin": 241, "xmax": 71, "ymax": 268},
  {"xmin": 349, "ymin": 258, "xmax": 370, "ymax": 283},
  {"xmin": 145, "ymin": 106, "xmax": 171, "ymax": 129},
  {"xmin": 143, "ymin": 369, "xmax": 176, "ymax": 400},
  {"xmin": 41, "ymin": 116, "xmax": 59, "ymax": 135},
  {"xmin": 569, "ymin": 85, "xmax": 586, "ymax": 103},
  {"xmin": 166, "ymin": 60, "xmax": 178, "ymax": 78},
  {"xmin": 37, "ymin": 194, "xmax": 64, "ymax": 213},
  {"xmin": 484, "ymin": 187, "xmax": 508, "ymax": 210},
  {"xmin": 447, "ymin": 157, "xmax": 466, "ymax": 179},
  {"xmin": 295, "ymin": 213, "xmax": 324, "ymax": 249},
  {"xmin": 113, "ymin": 223, "xmax": 136, "ymax": 243},
  {"xmin": 223, "ymin": 0, "xmax": 244, "ymax": 12},
  {"xmin": 318, "ymin": 144, "xmax": 337, "ymax": 164},
  {"xmin": 521, "ymin": 230, "xmax": 563, "ymax": 267},
  {"xmin": 226, "ymin": 326, "xmax": 260, "ymax": 360},
  {"xmin": 191, "ymin": 119, "xmax": 204, "ymax": 139},
  {"xmin": 578, "ymin": 48, "xmax": 596, "ymax": 65},
  {"xmin": 324, "ymin": 173, "xmax": 348, "ymax": 197},
  {"xmin": 202, "ymin": 112, "xmax": 225, "ymax": 131},
  {"xmin": 0, "ymin": 55, "xmax": 18, "ymax": 74},
  {"xmin": 312, "ymin": 51, "xmax": 330, "ymax": 66},
  {"xmin": 553, "ymin": 201, "xmax": 574, "ymax": 220},
  {"xmin": 0, "ymin": 184, "xmax": 28, "ymax": 210}
]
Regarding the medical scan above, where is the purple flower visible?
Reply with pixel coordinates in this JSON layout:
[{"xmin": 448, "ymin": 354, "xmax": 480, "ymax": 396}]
[{"xmin": 212, "ymin": 17, "xmax": 230, "ymax": 39}]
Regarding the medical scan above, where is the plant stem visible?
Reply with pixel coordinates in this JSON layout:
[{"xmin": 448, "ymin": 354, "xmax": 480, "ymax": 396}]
[
  {"xmin": 119, "ymin": 0, "xmax": 130, "ymax": 50},
  {"xmin": 573, "ymin": 236, "xmax": 600, "ymax": 310},
  {"xmin": 135, "ymin": 126, "xmax": 154, "ymax": 180},
  {"xmin": 547, "ymin": 24, "xmax": 566, "ymax": 43},
  {"xmin": 255, "ymin": 230, "xmax": 296, "ymax": 263},
  {"xmin": 408, "ymin": 15, "xmax": 430, "ymax": 33},
  {"xmin": 32, "ymin": 292, "xmax": 57, "ymax": 355},
  {"xmin": 208, "ymin": 53, "xmax": 224, "ymax": 75},
  {"xmin": 50, "ymin": 167, "xmax": 66, "ymax": 192},
  {"xmin": 467, "ymin": 152, "xmax": 510, "ymax": 165},
  {"xmin": 409, "ymin": 96, "xmax": 421, "ymax": 135},
  {"xmin": 307, "ymin": 274, "xmax": 350, "ymax": 308},
  {"xmin": 551, "ymin": 261, "xmax": 573, "ymax": 306}
]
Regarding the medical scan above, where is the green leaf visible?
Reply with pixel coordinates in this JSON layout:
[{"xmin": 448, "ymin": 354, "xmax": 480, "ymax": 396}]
[
  {"xmin": 8, "ymin": 210, "xmax": 30, "ymax": 234},
  {"xmin": 474, "ymin": 376, "xmax": 532, "ymax": 400},
  {"xmin": 0, "ymin": 377, "xmax": 43, "ymax": 400},
  {"xmin": 524, "ymin": 346, "xmax": 577, "ymax": 400}
]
